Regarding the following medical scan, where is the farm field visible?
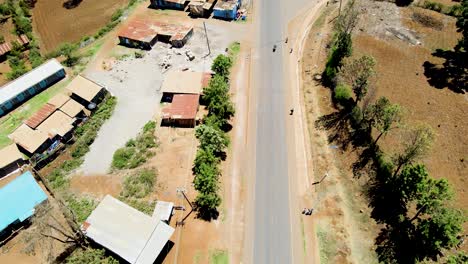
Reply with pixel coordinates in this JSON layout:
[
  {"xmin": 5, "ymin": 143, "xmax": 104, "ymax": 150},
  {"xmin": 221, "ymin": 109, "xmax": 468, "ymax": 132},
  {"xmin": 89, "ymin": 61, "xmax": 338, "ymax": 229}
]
[{"xmin": 32, "ymin": 0, "xmax": 130, "ymax": 52}]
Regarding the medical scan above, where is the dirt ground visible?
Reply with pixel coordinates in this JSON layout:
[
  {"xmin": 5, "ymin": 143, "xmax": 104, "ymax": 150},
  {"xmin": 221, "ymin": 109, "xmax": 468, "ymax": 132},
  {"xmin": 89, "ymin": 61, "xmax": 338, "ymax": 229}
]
[
  {"xmin": 300, "ymin": 0, "xmax": 467, "ymax": 262},
  {"xmin": 32, "ymin": 0, "xmax": 130, "ymax": 52}
]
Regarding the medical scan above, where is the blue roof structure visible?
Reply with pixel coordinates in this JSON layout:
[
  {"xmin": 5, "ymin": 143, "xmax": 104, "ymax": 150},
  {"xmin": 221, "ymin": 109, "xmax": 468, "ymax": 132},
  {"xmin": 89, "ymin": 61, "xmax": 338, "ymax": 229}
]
[{"xmin": 0, "ymin": 171, "xmax": 47, "ymax": 232}]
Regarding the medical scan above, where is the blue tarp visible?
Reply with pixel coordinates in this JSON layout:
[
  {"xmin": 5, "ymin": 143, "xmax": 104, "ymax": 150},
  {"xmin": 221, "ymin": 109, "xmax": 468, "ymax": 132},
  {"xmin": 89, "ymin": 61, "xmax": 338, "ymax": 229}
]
[{"xmin": 0, "ymin": 171, "xmax": 47, "ymax": 232}]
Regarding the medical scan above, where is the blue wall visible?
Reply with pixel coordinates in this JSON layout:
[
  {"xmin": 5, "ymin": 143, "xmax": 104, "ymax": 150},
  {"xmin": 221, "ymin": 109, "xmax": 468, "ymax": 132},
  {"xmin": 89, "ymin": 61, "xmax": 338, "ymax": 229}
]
[
  {"xmin": 213, "ymin": 0, "xmax": 240, "ymax": 20},
  {"xmin": 152, "ymin": 0, "xmax": 185, "ymax": 10},
  {"xmin": 0, "ymin": 69, "xmax": 65, "ymax": 117}
]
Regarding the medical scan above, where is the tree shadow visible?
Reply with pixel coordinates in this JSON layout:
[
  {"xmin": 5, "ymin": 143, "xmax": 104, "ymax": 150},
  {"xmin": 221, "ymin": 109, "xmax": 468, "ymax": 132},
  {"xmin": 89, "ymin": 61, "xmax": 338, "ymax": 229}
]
[
  {"xmin": 315, "ymin": 110, "xmax": 353, "ymax": 150},
  {"xmin": 196, "ymin": 208, "xmax": 219, "ymax": 221},
  {"xmin": 423, "ymin": 49, "xmax": 467, "ymax": 94},
  {"xmin": 63, "ymin": 0, "xmax": 84, "ymax": 9}
]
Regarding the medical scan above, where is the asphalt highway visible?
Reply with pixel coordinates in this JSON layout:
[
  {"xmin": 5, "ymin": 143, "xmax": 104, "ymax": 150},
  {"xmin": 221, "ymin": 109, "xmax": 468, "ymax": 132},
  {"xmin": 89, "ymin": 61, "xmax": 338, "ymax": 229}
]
[{"xmin": 253, "ymin": 0, "xmax": 291, "ymax": 263}]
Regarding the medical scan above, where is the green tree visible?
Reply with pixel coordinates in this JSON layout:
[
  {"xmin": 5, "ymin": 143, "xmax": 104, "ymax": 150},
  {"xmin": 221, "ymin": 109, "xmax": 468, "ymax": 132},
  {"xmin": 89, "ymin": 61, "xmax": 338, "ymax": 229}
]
[
  {"xmin": 393, "ymin": 124, "xmax": 434, "ymax": 177},
  {"xmin": 211, "ymin": 54, "xmax": 233, "ymax": 78},
  {"xmin": 66, "ymin": 248, "xmax": 119, "ymax": 264},
  {"xmin": 195, "ymin": 124, "xmax": 230, "ymax": 153},
  {"xmin": 58, "ymin": 42, "xmax": 80, "ymax": 66},
  {"xmin": 455, "ymin": 0, "xmax": 468, "ymax": 53},
  {"xmin": 203, "ymin": 75, "xmax": 235, "ymax": 122},
  {"xmin": 203, "ymin": 74, "xmax": 229, "ymax": 102},
  {"xmin": 338, "ymin": 55, "xmax": 376, "ymax": 104},
  {"xmin": 193, "ymin": 148, "xmax": 219, "ymax": 175},
  {"xmin": 364, "ymin": 97, "xmax": 403, "ymax": 145},
  {"xmin": 446, "ymin": 252, "xmax": 468, "ymax": 264},
  {"xmin": 195, "ymin": 192, "xmax": 221, "ymax": 212},
  {"xmin": 6, "ymin": 55, "xmax": 28, "ymax": 80},
  {"xmin": 193, "ymin": 162, "xmax": 220, "ymax": 194}
]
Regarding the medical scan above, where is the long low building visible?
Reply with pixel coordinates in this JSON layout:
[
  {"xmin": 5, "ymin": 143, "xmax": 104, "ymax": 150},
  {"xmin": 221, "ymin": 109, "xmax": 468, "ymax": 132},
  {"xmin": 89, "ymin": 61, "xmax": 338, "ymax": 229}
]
[
  {"xmin": 150, "ymin": 0, "xmax": 188, "ymax": 10},
  {"xmin": 66, "ymin": 75, "xmax": 106, "ymax": 108},
  {"xmin": 118, "ymin": 19, "xmax": 193, "ymax": 50},
  {"xmin": 82, "ymin": 195, "xmax": 175, "ymax": 264},
  {"xmin": 213, "ymin": 0, "xmax": 241, "ymax": 20},
  {"xmin": 0, "ymin": 171, "xmax": 48, "ymax": 234},
  {"xmin": 0, "ymin": 59, "xmax": 65, "ymax": 117}
]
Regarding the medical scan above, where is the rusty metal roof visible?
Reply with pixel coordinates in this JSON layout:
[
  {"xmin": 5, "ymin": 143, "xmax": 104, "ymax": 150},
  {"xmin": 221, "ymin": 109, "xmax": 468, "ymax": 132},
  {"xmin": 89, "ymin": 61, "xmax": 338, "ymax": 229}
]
[
  {"xmin": 119, "ymin": 19, "xmax": 193, "ymax": 43},
  {"xmin": 24, "ymin": 103, "xmax": 56, "ymax": 129},
  {"xmin": 162, "ymin": 94, "xmax": 199, "ymax": 120}
]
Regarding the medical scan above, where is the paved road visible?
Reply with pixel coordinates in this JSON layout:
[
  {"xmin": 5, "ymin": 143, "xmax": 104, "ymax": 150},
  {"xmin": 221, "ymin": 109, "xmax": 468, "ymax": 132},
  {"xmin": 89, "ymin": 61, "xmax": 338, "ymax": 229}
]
[
  {"xmin": 253, "ymin": 0, "xmax": 313, "ymax": 262},
  {"xmin": 253, "ymin": 0, "xmax": 298, "ymax": 263}
]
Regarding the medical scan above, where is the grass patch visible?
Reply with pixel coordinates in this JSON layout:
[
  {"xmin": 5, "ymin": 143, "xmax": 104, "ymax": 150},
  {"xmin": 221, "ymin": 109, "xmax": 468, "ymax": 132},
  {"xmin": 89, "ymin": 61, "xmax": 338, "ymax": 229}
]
[
  {"xmin": 228, "ymin": 42, "xmax": 241, "ymax": 61},
  {"xmin": 118, "ymin": 197, "xmax": 155, "ymax": 215},
  {"xmin": 65, "ymin": 195, "xmax": 96, "ymax": 224},
  {"xmin": 317, "ymin": 225, "xmax": 338, "ymax": 264},
  {"xmin": 46, "ymin": 96, "xmax": 117, "ymax": 190},
  {"xmin": 312, "ymin": 6, "xmax": 333, "ymax": 30},
  {"xmin": 0, "ymin": 79, "xmax": 71, "ymax": 148},
  {"xmin": 193, "ymin": 250, "xmax": 203, "ymax": 264},
  {"xmin": 120, "ymin": 169, "xmax": 156, "ymax": 199},
  {"xmin": 210, "ymin": 249, "xmax": 229, "ymax": 264},
  {"xmin": 111, "ymin": 121, "xmax": 157, "ymax": 170}
]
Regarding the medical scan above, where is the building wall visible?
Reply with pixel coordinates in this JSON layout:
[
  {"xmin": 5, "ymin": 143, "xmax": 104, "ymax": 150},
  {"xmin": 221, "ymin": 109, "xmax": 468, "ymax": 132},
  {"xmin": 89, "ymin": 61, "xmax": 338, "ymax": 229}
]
[
  {"xmin": 70, "ymin": 88, "xmax": 107, "ymax": 109},
  {"xmin": 151, "ymin": 0, "xmax": 186, "ymax": 10},
  {"xmin": 0, "ymin": 159, "xmax": 25, "ymax": 179},
  {"xmin": 170, "ymin": 28, "xmax": 194, "ymax": 48},
  {"xmin": 118, "ymin": 36, "xmax": 157, "ymax": 50},
  {"xmin": 161, "ymin": 118, "xmax": 196, "ymax": 128},
  {"xmin": 0, "ymin": 69, "xmax": 66, "ymax": 117},
  {"xmin": 213, "ymin": 6, "xmax": 238, "ymax": 20}
]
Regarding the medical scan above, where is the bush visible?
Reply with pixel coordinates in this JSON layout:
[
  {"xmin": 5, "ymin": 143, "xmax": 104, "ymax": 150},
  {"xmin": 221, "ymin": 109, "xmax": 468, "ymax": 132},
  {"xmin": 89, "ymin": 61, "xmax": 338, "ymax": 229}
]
[
  {"xmin": 6, "ymin": 55, "xmax": 28, "ymax": 80},
  {"xmin": 211, "ymin": 54, "xmax": 233, "ymax": 79},
  {"xmin": 111, "ymin": 8, "xmax": 123, "ymax": 22},
  {"xmin": 412, "ymin": 11, "xmax": 444, "ymax": 30},
  {"xmin": 334, "ymin": 84, "xmax": 352, "ymax": 104},
  {"xmin": 0, "ymin": 35, "xmax": 4, "ymax": 44},
  {"xmin": 66, "ymin": 248, "xmax": 118, "ymax": 264},
  {"xmin": 29, "ymin": 47, "xmax": 44, "ymax": 68},
  {"xmin": 65, "ymin": 196, "xmax": 96, "ymax": 224},
  {"xmin": 111, "ymin": 121, "xmax": 157, "ymax": 170},
  {"xmin": 120, "ymin": 169, "xmax": 156, "ymax": 199},
  {"xmin": 423, "ymin": 1, "xmax": 444, "ymax": 12}
]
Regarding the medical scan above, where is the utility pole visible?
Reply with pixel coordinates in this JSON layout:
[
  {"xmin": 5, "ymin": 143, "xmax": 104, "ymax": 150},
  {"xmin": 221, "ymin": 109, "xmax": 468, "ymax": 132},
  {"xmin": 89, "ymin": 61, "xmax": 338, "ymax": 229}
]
[{"xmin": 203, "ymin": 22, "xmax": 211, "ymax": 58}]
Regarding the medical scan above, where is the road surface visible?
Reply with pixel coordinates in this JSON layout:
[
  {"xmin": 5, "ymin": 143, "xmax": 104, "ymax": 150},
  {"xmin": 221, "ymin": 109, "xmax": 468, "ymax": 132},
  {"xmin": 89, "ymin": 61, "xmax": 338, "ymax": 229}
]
[{"xmin": 253, "ymin": 0, "xmax": 311, "ymax": 262}]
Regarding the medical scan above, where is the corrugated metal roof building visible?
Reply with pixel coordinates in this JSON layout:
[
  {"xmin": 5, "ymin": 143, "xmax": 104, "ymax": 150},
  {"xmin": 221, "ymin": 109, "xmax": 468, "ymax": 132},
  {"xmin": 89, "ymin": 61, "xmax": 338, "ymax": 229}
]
[
  {"xmin": 0, "ymin": 59, "xmax": 65, "ymax": 117},
  {"xmin": 0, "ymin": 171, "xmax": 47, "ymax": 233},
  {"xmin": 0, "ymin": 144, "xmax": 25, "ymax": 178},
  {"xmin": 162, "ymin": 94, "xmax": 199, "ymax": 127},
  {"xmin": 82, "ymin": 195, "xmax": 175, "ymax": 264},
  {"xmin": 150, "ymin": 0, "xmax": 188, "ymax": 10},
  {"xmin": 213, "ymin": 0, "xmax": 241, "ymax": 20}
]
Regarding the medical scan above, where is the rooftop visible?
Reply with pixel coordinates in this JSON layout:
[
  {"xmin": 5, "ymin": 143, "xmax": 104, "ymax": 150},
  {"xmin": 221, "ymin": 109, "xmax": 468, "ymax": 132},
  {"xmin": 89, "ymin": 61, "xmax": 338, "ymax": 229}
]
[
  {"xmin": 0, "ymin": 59, "xmax": 64, "ymax": 105},
  {"xmin": 48, "ymin": 93, "xmax": 70, "ymax": 108},
  {"xmin": 24, "ymin": 103, "xmax": 56, "ymax": 129},
  {"xmin": 152, "ymin": 201, "xmax": 174, "ymax": 222},
  {"xmin": 60, "ymin": 99, "xmax": 84, "ymax": 118},
  {"xmin": 162, "ymin": 94, "xmax": 199, "ymax": 120},
  {"xmin": 0, "ymin": 171, "xmax": 47, "ymax": 232},
  {"xmin": 161, "ymin": 71, "xmax": 210, "ymax": 95},
  {"xmin": 119, "ymin": 19, "xmax": 193, "ymax": 43},
  {"xmin": 0, "ymin": 144, "xmax": 24, "ymax": 169},
  {"xmin": 82, "ymin": 195, "xmax": 175, "ymax": 264},
  {"xmin": 66, "ymin": 75, "xmax": 103, "ymax": 103},
  {"xmin": 9, "ymin": 124, "xmax": 50, "ymax": 154},
  {"xmin": 214, "ymin": 0, "xmax": 238, "ymax": 10},
  {"xmin": 37, "ymin": 110, "xmax": 75, "ymax": 137}
]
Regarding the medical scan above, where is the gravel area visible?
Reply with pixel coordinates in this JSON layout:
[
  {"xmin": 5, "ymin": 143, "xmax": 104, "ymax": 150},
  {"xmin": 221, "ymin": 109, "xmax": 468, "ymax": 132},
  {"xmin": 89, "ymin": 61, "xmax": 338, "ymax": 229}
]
[{"xmin": 79, "ymin": 22, "xmax": 242, "ymax": 174}]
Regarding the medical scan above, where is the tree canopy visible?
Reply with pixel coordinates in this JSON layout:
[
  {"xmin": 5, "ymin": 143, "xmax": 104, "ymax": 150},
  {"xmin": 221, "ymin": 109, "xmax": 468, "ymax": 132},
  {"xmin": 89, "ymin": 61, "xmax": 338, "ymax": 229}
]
[{"xmin": 211, "ymin": 54, "xmax": 233, "ymax": 78}]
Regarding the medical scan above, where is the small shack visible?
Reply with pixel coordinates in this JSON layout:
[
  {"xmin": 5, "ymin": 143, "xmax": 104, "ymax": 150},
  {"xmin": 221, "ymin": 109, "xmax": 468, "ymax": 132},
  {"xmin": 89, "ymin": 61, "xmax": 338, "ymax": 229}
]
[
  {"xmin": 66, "ymin": 75, "xmax": 106, "ymax": 109},
  {"xmin": 0, "ymin": 171, "xmax": 47, "ymax": 235},
  {"xmin": 59, "ymin": 99, "xmax": 86, "ymax": 119},
  {"xmin": 161, "ymin": 71, "xmax": 211, "ymax": 101},
  {"xmin": 152, "ymin": 201, "xmax": 174, "ymax": 223},
  {"xmin": 0, "ymin": 144, "xmax": 25, "ymax": 178},
  {"xmin": 213, "ymin": 0, "xmax": 241, "ymax": 20},
  {"xmin": 0, "ymin": 59, "xmax": 65, "ymax": 117},
  {"xmin": 150, "ymin": 0, "xmax": 189, "ymax": 10},
  {"xmin": 82, "ymin": 195, "xmax": 175, "ymax": 264},
  {"xmin": 9, "ymin": 124, "xmax": 51, "ymax": 157},
  {"xmin": 162, "ymin": 94, "xmax": 199, "ymax": 127},
  {"xmin": 188, "ymin": 0, "xmax": 216, "ymax": 17}
]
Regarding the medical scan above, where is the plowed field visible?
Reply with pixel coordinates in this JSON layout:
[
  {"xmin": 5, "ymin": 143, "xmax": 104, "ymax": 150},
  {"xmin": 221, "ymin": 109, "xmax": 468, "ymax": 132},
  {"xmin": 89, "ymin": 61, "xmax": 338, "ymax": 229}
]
[{"xmin": 32, "ymin": 0, "xmax": 129, "ymax": 52}]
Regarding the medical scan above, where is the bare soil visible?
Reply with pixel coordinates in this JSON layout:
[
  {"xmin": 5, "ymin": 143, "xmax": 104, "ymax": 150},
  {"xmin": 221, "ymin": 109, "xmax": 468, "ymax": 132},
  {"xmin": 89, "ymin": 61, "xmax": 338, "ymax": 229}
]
[{"xmin": 32, "ymin": 0, "xmax": 130, "ymax": 52}]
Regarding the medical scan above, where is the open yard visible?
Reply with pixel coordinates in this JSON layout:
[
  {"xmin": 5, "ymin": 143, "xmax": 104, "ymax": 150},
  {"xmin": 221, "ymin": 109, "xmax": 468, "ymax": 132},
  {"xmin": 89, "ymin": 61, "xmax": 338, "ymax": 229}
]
[{"xmin": 32, "ymin": 0, "xmax": 130, "ymax": 52}]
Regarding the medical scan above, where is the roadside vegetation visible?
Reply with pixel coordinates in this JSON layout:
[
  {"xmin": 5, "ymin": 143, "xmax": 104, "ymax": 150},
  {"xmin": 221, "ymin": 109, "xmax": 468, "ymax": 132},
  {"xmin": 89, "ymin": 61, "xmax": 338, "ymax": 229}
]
[
  {"xmin": 111, "ymin": 121, "xmax": 157, "ymax": 170},
  {"xmin": 117, "ymin": 168, "xmax": 157, "ymax": 215},
  {"xmin": 318, "ymin": 1, "xmax": 466, "ymax": 263},
  {"xmin": 65, "ymin": 248, "xmax": 118, "ymax": 264},
  {"xmin": 193, "ymin": 44, "xmax": 238, "ymax": 220}
]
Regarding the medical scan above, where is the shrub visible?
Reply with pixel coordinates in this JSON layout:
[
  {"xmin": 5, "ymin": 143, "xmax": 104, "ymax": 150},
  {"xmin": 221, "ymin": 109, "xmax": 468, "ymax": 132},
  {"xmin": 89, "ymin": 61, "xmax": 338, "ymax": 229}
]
[
  {"xmin": 6, "ymin": 56, "xmax": 28, "ymax": 80},
  {"xmin": 0, "ymin": 35, "xmax": 4, "ymax": 44},
  {"xmin": 211, "ymin": 54, "xmax": 233, "ymax": 78},
  {"xmin": 412, "ymin": 11, "xmax": 444, "ymax": 30},
  {"xmin": 66, "ymin": 248, "xmax": 118, "ymax": 264},
  {"xmin": 334, "ymin": 83, "xmax": 352, "ymax": 103},
  {"xmin": 65, "ymin": 196, "xmax": 96, "ymax": 224},
  {"xmin": 112, "ymin": 147, "xmax": 136, "ymax": 169},
  {"xmin": 120, "ymin": 169, "xmax": 156, "ymax": 199},
  {"xmin": 111, "ymin": 8, "xmax": 123, "ymax": 22}
]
